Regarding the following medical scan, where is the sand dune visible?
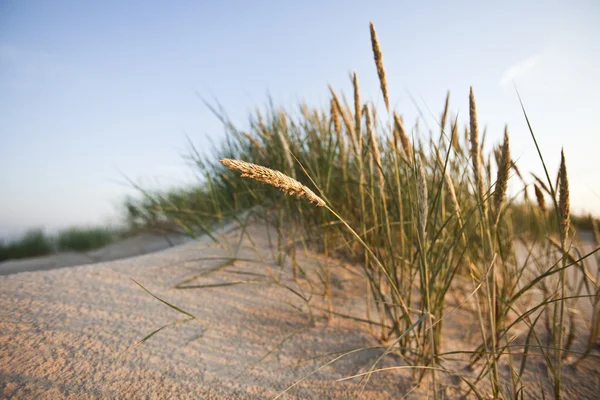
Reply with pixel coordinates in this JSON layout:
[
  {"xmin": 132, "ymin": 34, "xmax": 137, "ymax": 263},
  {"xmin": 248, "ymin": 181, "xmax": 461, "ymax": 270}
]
[
  {"xmin": 1, "ymin": 223, "xmax": 599, "ymax": 399},
  {"xmin": 0, "ymin": 224, "xmax": 403, "ymax": 399}
]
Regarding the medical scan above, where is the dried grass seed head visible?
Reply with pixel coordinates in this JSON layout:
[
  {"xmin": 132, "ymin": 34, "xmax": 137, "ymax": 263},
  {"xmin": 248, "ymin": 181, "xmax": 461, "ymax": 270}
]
[
  {"xmin": 393, "ymin": 113, "xmax": 413, "ymax": 160},
  {"xmin": 534, "ymin": 184, "xmax": 547, "ymax": 214},
  {"xmin": 494, "ymin": 126, "xmax": 511, "ymax": 212},
  {"xmin": 329, "ymin": 85, "xmax": 357, "ymax": 154},
  {"xmin": 559, "ymin": 149, "xmax": 570, "ymax": 238},
  {"xmin": 220, "ymin": 159, "xmax": 326, "ymax": 207},
  {"xmin": 441, "ymin": 91, "xmax": 450, "ymax": 134},
  {"xmin": 369, "ymin": 21, "xmax": 389, "ymax": 111},
  {"xmin": 469, "ymin": 86, "xmax": 486, "ymax": 211},
  {"xmin": 330, "ymin": 98, "xmax": 341, "ymax": 136},
  {"xmin": 352, "ymin": 71, "xmax": 362, "ymax": 151}
]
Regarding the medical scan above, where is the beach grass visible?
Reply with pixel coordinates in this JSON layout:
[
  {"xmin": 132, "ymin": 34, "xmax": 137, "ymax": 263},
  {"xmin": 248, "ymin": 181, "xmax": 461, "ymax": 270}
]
[
  {"xmin": 0, "ymin": 229, "xmax": 54, "ymax": 261},
  {"xmin": 127, "ymin": 21, "xmax": 600, "ymax": 399},
  {"xmin": 0, "ymin": 226, "xmax": 121, "ymax": 262},
  {"xmin": 56, "ymin": 227, "xmax": 117, "ymax": 252}
]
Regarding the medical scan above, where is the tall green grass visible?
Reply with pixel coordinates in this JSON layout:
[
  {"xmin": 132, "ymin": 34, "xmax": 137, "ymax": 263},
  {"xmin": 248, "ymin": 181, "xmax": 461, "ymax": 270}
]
[{"xmin": 129, "ymin": 22, "xmax": 600, "ymax": 399}]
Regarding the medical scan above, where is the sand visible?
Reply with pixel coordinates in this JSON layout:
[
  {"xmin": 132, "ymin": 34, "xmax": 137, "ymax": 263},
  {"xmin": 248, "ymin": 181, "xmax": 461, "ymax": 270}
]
[
  {"xmin": 1, "ymin": 222, "xmax": 599, "ymax": 399},
  {"xmin": 0, "ymin": 223, "xmax": 404, "ymax": 399}
]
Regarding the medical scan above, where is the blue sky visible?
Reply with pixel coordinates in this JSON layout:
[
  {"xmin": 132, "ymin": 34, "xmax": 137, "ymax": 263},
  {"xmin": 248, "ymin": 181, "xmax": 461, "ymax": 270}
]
[{"xmin": 1, "ymin": 1, "xmax": 599, "ymax": 238}]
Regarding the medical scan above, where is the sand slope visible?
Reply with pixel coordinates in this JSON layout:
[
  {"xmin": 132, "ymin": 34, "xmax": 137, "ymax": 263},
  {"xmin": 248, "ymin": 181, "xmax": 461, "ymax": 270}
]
[
  {"xmin": 1, "ymin": 223, "xmax": 599, "ymax": 399},
  {"xmin": 0, "ymin": 224, "xmax": 404, "ymax": 399}
]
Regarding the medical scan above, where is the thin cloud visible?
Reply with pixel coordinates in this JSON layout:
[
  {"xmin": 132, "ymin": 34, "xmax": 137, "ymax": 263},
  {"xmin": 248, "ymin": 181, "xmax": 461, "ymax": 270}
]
[{"xmin": 500, "ymin": 53, "xmax": 541, "ymax": 87}]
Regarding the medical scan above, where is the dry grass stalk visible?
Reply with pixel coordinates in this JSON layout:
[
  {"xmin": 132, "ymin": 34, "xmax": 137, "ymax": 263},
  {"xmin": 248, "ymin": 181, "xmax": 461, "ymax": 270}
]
[
  {"xmin": 311, "ymin": 108, "xmax": 320, "ymax": 127},
  {"xmin": 435, "ymin": 146, "xmax": 461, "ymax": 219},
  {"xmin": 330, "ymin": 98, "xmax": 341, "ymax": 137},
  {"xmin": 481, "ymin": 127, "xmax": 488, "ymax": 152},
  {"xmin": 558, "ymin": 149, "xmax": 570, "ymax": 240},
  {"xmin": 242, "ymin": 132, "xmax": 266, "ymax": 155},
  {"xmin": 391, "ymin": 112, "xmax": 401, "ymax": 152},
  {"xmin": 416, "ymin": 156, "xmax": 428, "ymax": 243},
  {"xmin": 493, "ymin": 147, "xmax": 502, "ymax": 170},
  {"xmin": 220, "ymin": 159, "xmax": 325, "ymax": 207},
  {"xmin": 330, "ymin": 98, "xmax": 346, "ymax": 167},
  {"xmin": 369, "ymin": 21, "xmax": 389, "ymax": 111},
  {"xmin": 440, "ymin": 91, "xmax": 450, "ymax": 134},
  {"xmin": 300, "ymin": 103, "xmax": 311, "ymax": 121},
  {"xmin": 511, "ymin": 161, "xmax": 524, "ymax": 183},
  {"xmin": 276, "ymin": 129, "xmax": 295, "ymax": 176},
  {"xmin": 329, "ymin": 85, "xmax": 357, "ymax": 154},
  {"xmin": 494, "ymin": 126, "xmax": 511, "ymax": 215},
  {"xmin": 393, "ymin": 112, "xmax": 413, "ymax": 161},
  {"xmin": 469, "ymin": 87, "xmax": 487, "ymax": 214},
  {"xmin": 486, "ymin": 153, "xmax": 492, "ymax": 190},
  {"xmin": 353, "ymin": 71, "xmax": 363, "ymax": 152},
  {"xmin": 255, "ymin": 109, "xmax": 265, "ymax": 129},
  {"xmin": 450, "ymin": 117, "xmax": 460, "ymax": 153},
  {"xmin": 534, "ymin": 184, "xmax": 547, "ymax": 214},
  {"xmin": 531, "ymin": 173, "xmax": 552, "ymax": 196},
  {"xmin": 254, "ymin": 109, "xmax": 272, "ymax": 141},
  {"xmin": 365, "ymin": 104, "xmax": 384, "ymax": 190},
  {"xmin": 554, "ymin": 164, "xmax": 562, "ymax": 197},
  {"xmin": 278, "ymin": 110, "xmax": 288, "ymax": 132}
]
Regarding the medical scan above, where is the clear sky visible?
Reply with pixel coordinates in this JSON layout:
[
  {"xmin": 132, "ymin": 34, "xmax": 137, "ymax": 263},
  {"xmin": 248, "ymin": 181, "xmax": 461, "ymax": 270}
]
[{"xmin": 1, "ymin": 1, "xmax": 599, "ymax": 238}]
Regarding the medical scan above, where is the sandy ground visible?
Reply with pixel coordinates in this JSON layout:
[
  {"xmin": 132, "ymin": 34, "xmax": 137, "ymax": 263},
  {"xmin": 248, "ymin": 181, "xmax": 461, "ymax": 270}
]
[
  {"xmin": 0, "ymin": 224, "xmax": 404, "ymax": 399},
  {"xmin": 1, "ymin": 222, "xmax": 599, "ymax": 399}
]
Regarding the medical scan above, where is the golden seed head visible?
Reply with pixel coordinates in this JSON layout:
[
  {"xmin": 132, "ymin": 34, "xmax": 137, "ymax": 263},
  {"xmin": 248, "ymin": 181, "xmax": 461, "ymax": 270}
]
[
  {"xmin": 469, "ymin": 87, "xmax": 479, "ymax": 149},
  {"xmin": 416, "ymin": 157, "xmax": 428, "ymax": 243},
  {"xmin": 330, "ymin": 98, "xmax": 341, "ymax": 136},
  {"xmin": 393, "ymin": 113, "xmax": 413, "ymax": 160},
  {"xmin": 278, "ymin": 110, "xmax": 288, "ymax": 131},
  {"xmin": 469, "ymin": 86, "xmax": 486, "ymax": 213},
  {"xmin": 531, "ymin": 173, "xmax": 551, "ymax": 195},
  {"xmin": 534, "ymin": 184, "xmax": 547, "ymax": 214},
  {"xmin": 330, "ymin": 98, "xmax": 346, "ymax": 165},
  {"xmin": 450, "ymin": 118, "xmax": 460, "ymax": 152},
  {"xmin": 352, "ymin": 71, "xmax": 362, "ymax": 151},
  {"xmin": 329, "ymin": 85, "xmax": 357, "ymax": 154},
  {"xmin": 441, "ymin": 91, "xmax": 450, "ymax": 134},
  {"xmin": 391, "ymin": 112, "xmax": 401, "ymax": 152},
  {"xmin": 558, "ymin": 149, "xmax": 570, "ymax": 239},
  {"xmin": 369, "ymin": 21, "xmax": 389, "ymax": 111},
  {"xmin": 220, "ymin": 159, "xmax": 326, "ymax": 207},
  {"xmin": 276, "ymin": 129, "xmax": 294, "ymax": 176},
  {"xmin": 494, "ymin": 126, "xmax": 511, "ymax": 213}
]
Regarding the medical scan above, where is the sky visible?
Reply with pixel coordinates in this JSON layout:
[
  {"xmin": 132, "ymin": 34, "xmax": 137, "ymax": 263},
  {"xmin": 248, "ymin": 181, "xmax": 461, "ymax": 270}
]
[{"xmin": 1, "ymin": 1, "xmax": 599, "ymax": 239}]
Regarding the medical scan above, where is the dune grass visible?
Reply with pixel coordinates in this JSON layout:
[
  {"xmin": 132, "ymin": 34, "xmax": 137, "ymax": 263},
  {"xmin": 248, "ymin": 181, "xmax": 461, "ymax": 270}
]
[
  {"xmin": 0, "ymin": 226, "xmax": 120, "ymax": 262},
  {"xmin": 56, "ymin": 227, "xmax": 117, "ymax": 252},
  {"xmin": 128, "ymin": 22, "xmax": 600, "ymax": 399},
  {"xmin": 0, "ymin": 229, "xmax": 54, "ymax": 261}
]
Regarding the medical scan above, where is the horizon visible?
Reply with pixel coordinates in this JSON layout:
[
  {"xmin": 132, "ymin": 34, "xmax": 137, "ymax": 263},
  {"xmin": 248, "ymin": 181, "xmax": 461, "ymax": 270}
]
[{"xmin": 1, "ymin": 1, "xmax": 599, "ymax": 239}]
